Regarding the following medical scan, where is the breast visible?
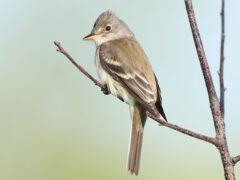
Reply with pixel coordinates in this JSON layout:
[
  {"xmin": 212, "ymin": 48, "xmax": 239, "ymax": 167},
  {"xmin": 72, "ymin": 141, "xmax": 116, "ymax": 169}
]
[{"xmin": 95, "ymin": 48, "xmax": 135, "ymax": 105}]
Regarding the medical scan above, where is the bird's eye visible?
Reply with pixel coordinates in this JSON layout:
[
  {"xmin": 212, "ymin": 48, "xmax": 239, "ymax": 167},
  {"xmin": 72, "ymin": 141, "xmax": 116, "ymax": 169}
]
[{"xmin": 105, "ymin": 26, "xmax": 111, "ymax": 31}]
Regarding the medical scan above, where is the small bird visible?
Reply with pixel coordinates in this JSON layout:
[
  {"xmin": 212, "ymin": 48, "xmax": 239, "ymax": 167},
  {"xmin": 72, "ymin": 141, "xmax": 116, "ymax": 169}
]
[{"xmin": 83, "ymin": 10, "xmax": 167, "ymax": 175}]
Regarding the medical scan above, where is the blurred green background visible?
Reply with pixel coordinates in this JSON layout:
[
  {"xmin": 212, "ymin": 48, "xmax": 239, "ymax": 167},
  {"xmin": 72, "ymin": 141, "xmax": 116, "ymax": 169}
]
[{"xmin": 0, "ymin": 0, "xmax": 239, "ymax": 179}]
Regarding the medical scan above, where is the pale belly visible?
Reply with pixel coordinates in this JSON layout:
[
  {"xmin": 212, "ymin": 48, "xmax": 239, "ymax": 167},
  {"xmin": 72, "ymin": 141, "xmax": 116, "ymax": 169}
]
[{"xmin": 95, "ymin": 50, "xmax": 135, "ymax": 105}]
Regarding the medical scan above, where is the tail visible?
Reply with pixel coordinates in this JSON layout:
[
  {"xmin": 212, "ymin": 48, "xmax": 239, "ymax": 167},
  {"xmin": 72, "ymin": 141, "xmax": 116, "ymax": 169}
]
[{"xmin": 128, "ymin": 104, "xmax": 147, "ymax": 175}]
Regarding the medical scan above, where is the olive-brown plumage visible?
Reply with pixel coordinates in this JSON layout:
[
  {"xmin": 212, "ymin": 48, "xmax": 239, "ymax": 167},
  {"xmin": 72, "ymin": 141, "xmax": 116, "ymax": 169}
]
[{"xmin": 83, "ymin": 10, "xmax": 167, "ymax": 175}]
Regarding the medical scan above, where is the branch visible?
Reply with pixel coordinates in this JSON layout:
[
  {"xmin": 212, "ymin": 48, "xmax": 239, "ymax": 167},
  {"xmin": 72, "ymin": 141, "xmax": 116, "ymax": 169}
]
[
  {"xmin": 184, "ymin": 0, "xmax": 223, "ymax": 137},
  {"xmin": 185, "ymin": 1, "xmax": 235, "ymax": 180},
  {"xmin": 219, "ymin": 0, "xmax": 226, "ymax": 117},
  {"xmin": 149, "ymin": 114, "xmax": 217, "ymax": 145},
  {"xmin": 53, "ymin": 41, "xmax": 217, "ymax": 145},
  {"xmin": 54, "ymin": 41, "xmax": 104, "ymax": 89},
  {"xmin": 232, "ymin": 155, "xmax": 240, "ymax": 165}
]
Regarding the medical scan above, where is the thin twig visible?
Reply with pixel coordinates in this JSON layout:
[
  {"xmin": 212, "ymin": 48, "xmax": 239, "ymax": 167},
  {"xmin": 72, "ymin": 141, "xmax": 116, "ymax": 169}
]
[
  {"xmin": 54, "ymin": 41, "xmax": 217, "ymax": 145},
  {"xmin": 219, "ymin": 0, "xmax": 226, "ymax": 117},
  {"xmin": 184, "ymin": 1, "xmax": 235, "ymax": 180},
  {"xmin": 54, "ymin": 41, "xmax": 104, "ymax": 89},
  {"xmin": 153, "ymin": 116, "xmax": 217, "ymax": 145},
  {"xmin": 232, "ymin": 155, "xmax": 240, "ymax": 166}
]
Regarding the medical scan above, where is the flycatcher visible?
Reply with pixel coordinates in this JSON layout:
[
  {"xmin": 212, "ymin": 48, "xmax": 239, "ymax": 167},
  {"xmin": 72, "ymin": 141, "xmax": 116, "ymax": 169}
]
[{"xmin": 83, "ymin": 10, "xmax": 167, "ymax": 175}]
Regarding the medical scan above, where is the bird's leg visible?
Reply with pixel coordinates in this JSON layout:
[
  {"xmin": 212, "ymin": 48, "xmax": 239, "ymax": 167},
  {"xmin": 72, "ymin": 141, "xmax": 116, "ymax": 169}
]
[
  {"xmin": 101, "ymin": 84, "xmax": 124, "ymax": 102},
  {"xmin": 101, "ymin": 84, "xmax": 124, "ymax": 103},
  {"xmin": 101, "ymin": 84, "xmax": 110, "ymax": 95}
]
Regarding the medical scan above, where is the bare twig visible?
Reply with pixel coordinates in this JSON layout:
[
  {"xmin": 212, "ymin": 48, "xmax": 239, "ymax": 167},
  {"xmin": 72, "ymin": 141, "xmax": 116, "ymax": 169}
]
[
  {"xmin": 232, "ymin": 155, "xmax": 240, "ymax": 165},
  {"xmin": 219, "ymin": 0, "xmax": 226, "ymax": 117},
  {"xmin": 156, "ymin": 119, "xmax": 217, "ymax": 145},
  {"xmin": 185, "ymin": 0, "xmax": 223, "ymax": 137},
  {"xmin": 54, "ymin": 41, "xmax": 104, "ymax": 89},
  {"xmin": 54, "ymin": 41, "xmax": 217, "ymax": 145},
  {"xmin": 184, "ymin": 1, "xmax": 235, "ymax": 180}
]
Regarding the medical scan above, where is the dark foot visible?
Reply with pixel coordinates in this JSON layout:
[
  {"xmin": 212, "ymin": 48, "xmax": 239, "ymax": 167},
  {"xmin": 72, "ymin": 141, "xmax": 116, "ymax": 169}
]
[{"xmin": 101, "ymin": 84, "xmax": 110, "ymax": 95}]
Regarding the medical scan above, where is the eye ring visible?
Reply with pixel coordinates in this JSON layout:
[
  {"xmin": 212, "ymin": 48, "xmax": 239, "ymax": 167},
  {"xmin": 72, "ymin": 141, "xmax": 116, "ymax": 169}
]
[{"xmin": 105, "ymin": 25, "xmax": 111, "ymax": 31}]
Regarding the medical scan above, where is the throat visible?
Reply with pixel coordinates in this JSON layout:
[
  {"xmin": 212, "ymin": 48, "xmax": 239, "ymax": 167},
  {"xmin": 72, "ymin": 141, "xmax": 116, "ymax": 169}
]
[
  {"xmin": 94, "ymin": 34, "xmax": 134, "ymax": 46},
  {"xmin": 94, "ymin": 37, "xmax": 110, "ymax": 46}
]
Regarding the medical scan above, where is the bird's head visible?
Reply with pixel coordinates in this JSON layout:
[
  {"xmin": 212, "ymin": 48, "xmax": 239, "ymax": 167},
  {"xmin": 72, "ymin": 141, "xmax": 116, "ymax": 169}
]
[{"xmin": 83, "ymin": 10, "xmax": 134, "ymax": 45}]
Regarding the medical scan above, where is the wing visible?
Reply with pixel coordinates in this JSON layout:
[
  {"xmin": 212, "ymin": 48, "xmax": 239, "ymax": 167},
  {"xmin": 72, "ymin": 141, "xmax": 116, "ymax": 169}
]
[
  {"xmin": 99, "ymin": 38, "xmax": 158, "ymax": 114},
  {"xmin": 154, "ymin": 74, "xmax": 167, "ymax": 121}
]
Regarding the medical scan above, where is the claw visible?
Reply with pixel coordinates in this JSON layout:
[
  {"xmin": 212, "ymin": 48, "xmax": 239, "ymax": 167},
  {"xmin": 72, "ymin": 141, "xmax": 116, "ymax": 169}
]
[{"xmin": 101, "ymin": 84, "xmax": 110, "ymax": 95}]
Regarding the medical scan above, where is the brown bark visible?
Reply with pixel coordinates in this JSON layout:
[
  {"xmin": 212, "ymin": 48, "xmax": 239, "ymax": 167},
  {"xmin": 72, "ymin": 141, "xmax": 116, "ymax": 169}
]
[
  {"xmin": 232, "ymin": 155, "xmax": 240, "ymax": 165},
  {"xmin": 184, "ymin": 0, "xmax": 235, "ymax": 179},
  {"xmin": 219, "ymin": 0, "xmax": 226, "ymax": 117}
]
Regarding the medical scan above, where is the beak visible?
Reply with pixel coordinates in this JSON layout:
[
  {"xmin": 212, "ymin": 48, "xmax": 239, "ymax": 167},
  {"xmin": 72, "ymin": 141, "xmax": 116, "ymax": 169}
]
[{"xmin": 83, "ymin": 33, "xmax": 102, "ymax": 41}]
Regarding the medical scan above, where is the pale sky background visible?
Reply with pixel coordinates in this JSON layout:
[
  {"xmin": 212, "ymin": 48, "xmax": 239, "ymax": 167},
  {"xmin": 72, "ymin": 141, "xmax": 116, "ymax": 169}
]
[{"xmin": 0, "ymin": 0, "xmax": 239, "ymax": 180}]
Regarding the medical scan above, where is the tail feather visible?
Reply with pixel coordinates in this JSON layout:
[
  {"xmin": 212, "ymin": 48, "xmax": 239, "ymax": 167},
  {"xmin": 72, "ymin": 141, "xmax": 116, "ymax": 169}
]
[
  {"xmin": 128, "ymin": 105, "xmax": 146, "ymax": 175},
  {"xmin": 128, "ymin": 128, "xmax": 143, "ymax": 175}
]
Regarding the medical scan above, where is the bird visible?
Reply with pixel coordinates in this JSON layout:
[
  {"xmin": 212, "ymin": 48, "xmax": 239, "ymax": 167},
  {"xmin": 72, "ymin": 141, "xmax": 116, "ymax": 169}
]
[{"xmin": 83, "ymin": 10, "xmax": 167, "ymax": 175}]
